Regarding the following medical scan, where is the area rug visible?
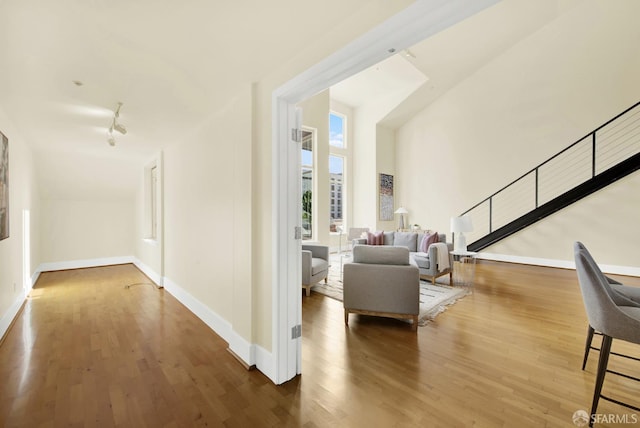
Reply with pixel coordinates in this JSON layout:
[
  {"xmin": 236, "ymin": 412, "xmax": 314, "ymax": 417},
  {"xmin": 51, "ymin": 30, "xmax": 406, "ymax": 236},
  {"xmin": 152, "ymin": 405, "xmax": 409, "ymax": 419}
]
[{"xmin": 311, "ymin": 253, "xmax": 470, "ymax": 326}]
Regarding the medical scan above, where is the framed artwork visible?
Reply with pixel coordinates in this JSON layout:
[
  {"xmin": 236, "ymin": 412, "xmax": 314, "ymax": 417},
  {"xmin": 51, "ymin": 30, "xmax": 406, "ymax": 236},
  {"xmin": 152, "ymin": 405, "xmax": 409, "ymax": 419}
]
[
  {"xmin": 0, "ymin": 131, "xmax": 7, "ymax": 241},
  {"xmin": 379, "ymin": 173, "xmax": 393, "ymax": 221}
]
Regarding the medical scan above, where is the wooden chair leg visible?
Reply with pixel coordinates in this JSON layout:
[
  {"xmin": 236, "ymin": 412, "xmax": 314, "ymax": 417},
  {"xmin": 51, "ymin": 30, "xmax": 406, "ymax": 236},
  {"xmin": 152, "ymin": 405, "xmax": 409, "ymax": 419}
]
[
  {"xmin": 582, "ymin": 325, "xmax": 595, "ymax": 370},
  {"xmin": 449, "ymin": 271, "xmax": 453, "ymax": 286},
  {"xmin": 590, "ymin": 334, "xmax": 612, "ymax": 426}
]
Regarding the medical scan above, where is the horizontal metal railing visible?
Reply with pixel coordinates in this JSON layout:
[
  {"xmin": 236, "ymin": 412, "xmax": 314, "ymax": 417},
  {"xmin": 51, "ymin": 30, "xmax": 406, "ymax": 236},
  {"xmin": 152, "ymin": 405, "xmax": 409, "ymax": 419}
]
[{"xmin": 462, "ymin": 101, "xmax": 640, "ymax": 249}]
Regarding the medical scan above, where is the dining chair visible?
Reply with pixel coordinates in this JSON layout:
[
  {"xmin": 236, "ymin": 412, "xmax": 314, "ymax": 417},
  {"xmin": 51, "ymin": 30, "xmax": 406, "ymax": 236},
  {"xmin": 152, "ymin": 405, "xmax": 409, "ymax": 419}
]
[
  {"xmin": 574, "ymin": 242, "xmax": 640, "ymax": 369},
  {"xmin": 574, "ymin": 246, "xmax": 640, "ymax": 426}
]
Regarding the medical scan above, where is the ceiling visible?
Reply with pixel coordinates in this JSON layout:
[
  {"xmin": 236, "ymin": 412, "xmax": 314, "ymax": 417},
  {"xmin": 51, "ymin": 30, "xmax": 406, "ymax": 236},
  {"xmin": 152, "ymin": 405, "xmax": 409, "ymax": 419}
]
[
  {"xmin": 0, "ymin": 0, "xmax": 583, "ymax": 197},
  {"xmin": 330, "ymin": 0, "xmax": 583, "ymax": 127}
]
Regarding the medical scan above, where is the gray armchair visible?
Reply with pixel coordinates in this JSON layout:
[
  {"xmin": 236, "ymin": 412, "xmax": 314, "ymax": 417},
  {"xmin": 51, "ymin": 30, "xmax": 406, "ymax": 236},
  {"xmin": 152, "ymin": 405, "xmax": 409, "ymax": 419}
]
[
  {"xmin": 302, "ymin": 244, "xmax": 329, "ymax": 296},
  {"xmin": 343, "ymin": 245, "xmax": 420, "ymax": 331}
]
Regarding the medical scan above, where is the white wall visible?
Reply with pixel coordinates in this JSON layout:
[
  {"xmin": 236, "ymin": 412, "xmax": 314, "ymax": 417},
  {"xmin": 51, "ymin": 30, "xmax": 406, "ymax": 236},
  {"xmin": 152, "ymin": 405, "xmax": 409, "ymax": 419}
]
[
  {"xmin": 0, "ymin": 107, "xmax": 39, "ymax": 339},
  {"xmin": 395, "ymin": 1, "xmax": 640, "ymax": 272},
  {"xmin": 159, "ymin": 85, "xmax": 253, "ymax": 344},
  {"xmin": 40, "ymin": 198, "xmax": 134, "ymax": 264}
]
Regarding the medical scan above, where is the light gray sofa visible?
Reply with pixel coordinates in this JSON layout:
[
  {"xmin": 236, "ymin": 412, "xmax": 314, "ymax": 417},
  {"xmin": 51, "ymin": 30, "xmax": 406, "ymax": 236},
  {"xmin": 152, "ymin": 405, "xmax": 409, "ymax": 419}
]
[
  {"xmin": 302, "ymin": 244, "xmax": 329, "ymax": 296},
  {"xmin": 343, "ymin": 245, "xmax": 420, "ymax": 330},
  {"xmin": 353, "ymin": 231, "xmax": 453, "ymax": 285}
]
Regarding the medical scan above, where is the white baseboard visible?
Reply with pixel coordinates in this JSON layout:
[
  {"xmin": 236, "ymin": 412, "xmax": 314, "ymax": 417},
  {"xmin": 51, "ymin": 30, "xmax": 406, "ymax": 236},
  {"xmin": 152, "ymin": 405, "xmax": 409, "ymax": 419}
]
[
  {"xmin": 478, "ymin": 253, "xmax": 640, "ymax": 277},
  {"xmin": 37, "ymin": 256, "xmax": 136, "ymax": 273},
  {"xmin": 0, "ymin": 294, "xmax": 25, "ymax": 343},
  {"xmin": 161, "ymin": 275, "xmax": 274, "ymax": 381},
  {"xmin": 132, "ymin": 259, "xmax": 163, "ymax": 287}
]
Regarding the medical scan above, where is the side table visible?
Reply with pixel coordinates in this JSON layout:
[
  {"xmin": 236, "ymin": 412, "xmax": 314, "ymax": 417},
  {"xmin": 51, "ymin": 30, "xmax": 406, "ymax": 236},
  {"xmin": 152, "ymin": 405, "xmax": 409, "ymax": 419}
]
[{"xmin": 450, "ymin": 251, "xmax": 478, "ymax": 287}]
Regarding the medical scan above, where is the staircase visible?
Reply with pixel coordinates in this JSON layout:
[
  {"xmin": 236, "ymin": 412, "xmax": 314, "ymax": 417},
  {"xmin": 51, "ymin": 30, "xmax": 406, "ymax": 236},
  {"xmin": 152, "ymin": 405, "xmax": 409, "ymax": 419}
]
[{"xmin": 462, "ymin": 101, "xmax": 640, "ymax": 252}]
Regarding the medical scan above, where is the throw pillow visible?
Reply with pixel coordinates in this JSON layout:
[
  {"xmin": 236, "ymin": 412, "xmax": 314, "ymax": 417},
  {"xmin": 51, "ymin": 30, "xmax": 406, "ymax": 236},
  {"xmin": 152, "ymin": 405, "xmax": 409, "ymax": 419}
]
[
  {"xmin": 367, "ymin": 231, "xmax": 384, "ymax": 245},
  {"xmin": 393, "ymin": 232, "xmax": 418, "ymax": 251},
  {"xmin": 419, "ymin": 231, "xmax": 439, "ymax": 252}
]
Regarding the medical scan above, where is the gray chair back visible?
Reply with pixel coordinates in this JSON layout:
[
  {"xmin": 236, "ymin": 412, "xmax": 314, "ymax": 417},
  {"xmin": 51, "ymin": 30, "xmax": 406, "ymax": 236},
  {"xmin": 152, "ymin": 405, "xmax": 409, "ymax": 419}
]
[{"xmin": 574, "ymin": 248, "xmax": 640, "ymax": 344}]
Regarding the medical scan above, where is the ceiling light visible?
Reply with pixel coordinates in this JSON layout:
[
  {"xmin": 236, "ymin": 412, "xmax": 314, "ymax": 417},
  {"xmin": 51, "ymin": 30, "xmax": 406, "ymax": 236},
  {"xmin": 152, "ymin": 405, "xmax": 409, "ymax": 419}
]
[
  {"xmin": 403, "ymin": 49, "xmax": 416, "ymax": 59},
  {"xmin": 106, "ymin": 102, "xmax": 127, "ymax": 145},
  {"xmin": 113, "ymin": 122, "xmax": 127, "ymax": 135}
]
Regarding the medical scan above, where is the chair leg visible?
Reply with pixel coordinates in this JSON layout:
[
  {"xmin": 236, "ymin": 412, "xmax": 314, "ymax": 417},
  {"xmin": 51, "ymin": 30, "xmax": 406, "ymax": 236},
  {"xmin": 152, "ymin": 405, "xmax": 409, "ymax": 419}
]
[
  {"xmin": 582, "ymin": 325, "xmax": 595, "ymax": 370},
  {"xmin": 344, "ymin": 310, "xmax": 349, "ymax": 325},
  {"xmin": 324, "ymin": 277, "xmax": 328, "ymax": 283},
  {"xmin": 449, "ymin": 271, "xmax": 453, "ymax": 286},
  {"xmin": 590, "ymin": 334, "xmax": 612, "ymax": 426}
]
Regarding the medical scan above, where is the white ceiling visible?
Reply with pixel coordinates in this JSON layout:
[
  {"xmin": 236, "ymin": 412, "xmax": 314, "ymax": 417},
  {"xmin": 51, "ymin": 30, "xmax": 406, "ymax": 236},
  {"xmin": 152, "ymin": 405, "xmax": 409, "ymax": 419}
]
[
  {"xmin": 0, "ymin": 0, "xmax": 584, "ymax": 197},
  {"xmin": 0, "ymin": 0, "xmax": 398, "ymax": 160},
  {"xmin": 330, "ymin": 0, "xmax": 584, "ymax": 127}
]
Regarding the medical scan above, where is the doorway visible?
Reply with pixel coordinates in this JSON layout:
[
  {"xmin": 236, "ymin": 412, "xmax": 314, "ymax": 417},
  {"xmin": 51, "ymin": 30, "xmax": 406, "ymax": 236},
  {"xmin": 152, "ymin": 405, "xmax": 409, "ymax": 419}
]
[{"xmin": 271, "ymin": 0, "xmax": 500, "ymax": 385}]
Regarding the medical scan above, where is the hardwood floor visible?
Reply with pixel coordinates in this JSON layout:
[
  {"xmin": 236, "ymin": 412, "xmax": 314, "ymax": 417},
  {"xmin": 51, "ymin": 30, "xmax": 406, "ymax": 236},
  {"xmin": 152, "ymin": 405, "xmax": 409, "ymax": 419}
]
[{"xmin": 1, "ymin": 262, "xmax": 639, "ymax": 427}]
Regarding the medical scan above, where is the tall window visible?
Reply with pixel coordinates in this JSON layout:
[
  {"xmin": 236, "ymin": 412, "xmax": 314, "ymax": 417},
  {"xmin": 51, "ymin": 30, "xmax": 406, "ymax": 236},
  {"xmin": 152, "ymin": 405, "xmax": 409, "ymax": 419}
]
[
  {"xmin": 329, "ymin": 111, "xmax": 347, "ymax": 233},
  {"xmin": 150, "ymin": 166, "xmax": 158, "ymax": 239},
  {"xmin": 301, "ymin": 130, "xmax": 313, "ymax": 240},
  {"xmin": 329, "ymin": 155, "xmax": 344, "ymax": 232},
  {"xmin": 329, "ymin": 112, "xmax": 345, "ymax": 148}
]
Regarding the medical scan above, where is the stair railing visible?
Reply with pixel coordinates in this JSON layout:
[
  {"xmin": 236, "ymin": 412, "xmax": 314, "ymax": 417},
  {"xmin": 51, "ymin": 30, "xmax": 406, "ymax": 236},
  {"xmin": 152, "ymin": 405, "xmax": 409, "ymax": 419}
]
[{"xmin": 461, "ymin": 101, "xmax": 640, "ymax": 248}]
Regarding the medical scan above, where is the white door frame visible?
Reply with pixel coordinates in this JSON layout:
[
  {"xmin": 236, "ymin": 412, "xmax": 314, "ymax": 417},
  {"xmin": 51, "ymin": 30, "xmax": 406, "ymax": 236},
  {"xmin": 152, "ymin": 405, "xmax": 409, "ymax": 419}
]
[{"xmin": 271, "ymin": 0, "xmax": 500, "ymax": 384}]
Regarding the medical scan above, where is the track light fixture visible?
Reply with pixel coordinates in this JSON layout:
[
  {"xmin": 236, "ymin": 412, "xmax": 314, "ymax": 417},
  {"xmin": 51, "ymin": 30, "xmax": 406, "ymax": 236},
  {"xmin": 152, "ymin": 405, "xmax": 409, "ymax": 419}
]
[{"xmin": 106, "ymin": 102, "xmax": 127, "ymax": 146}]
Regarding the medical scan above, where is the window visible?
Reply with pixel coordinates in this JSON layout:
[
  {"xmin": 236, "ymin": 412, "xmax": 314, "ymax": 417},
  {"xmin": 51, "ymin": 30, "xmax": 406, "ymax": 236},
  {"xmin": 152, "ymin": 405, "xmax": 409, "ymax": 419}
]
[
  {"xmin": 329, "ymin": 112, "xmax": 345, "ymax": 148},
  {"xmin": 329, "ymin": 155, "xmax": 344, "ymax": 232},
  {"xmin": 301, "ymin": 130, "xmax": 314, "ymax": 240},
  {"xmin": 150, "ymin": 166, "xmax": 158, "ymax": 239},
  {"xmin": 144, "ymin": 159, "xmax": 160, "ymax": 240}
]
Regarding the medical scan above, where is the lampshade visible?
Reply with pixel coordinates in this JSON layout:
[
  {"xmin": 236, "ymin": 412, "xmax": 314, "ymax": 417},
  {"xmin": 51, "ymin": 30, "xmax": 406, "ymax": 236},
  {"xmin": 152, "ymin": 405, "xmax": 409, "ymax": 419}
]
[
  {"xmin": 394, "ymin": 207, "xmax": 408, "ymax": 214},
  {"xmin": 450, "ymin": 216, "xmax": 473, "ymax": 233}
]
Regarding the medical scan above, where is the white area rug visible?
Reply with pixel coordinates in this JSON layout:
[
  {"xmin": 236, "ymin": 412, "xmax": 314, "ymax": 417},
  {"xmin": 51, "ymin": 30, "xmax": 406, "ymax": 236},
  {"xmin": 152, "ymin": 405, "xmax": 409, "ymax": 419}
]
[{"xmin": 311, "ymin": 253, "xmax": 470, "ymax": 326}]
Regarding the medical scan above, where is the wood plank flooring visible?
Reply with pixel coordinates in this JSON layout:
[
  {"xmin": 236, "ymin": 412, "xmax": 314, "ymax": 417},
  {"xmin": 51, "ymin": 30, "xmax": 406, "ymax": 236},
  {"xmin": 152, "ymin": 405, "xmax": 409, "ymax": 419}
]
[{"xmin": 0, "ymin": 261, "xmax": 639, "ymax": 427}]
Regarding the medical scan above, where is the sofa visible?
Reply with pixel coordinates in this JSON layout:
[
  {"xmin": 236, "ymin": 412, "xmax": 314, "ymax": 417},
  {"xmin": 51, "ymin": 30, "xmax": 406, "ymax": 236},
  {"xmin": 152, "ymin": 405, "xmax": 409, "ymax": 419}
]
[
  {"xmin": 343, "ymin": 245, "xmax": 420, "ymax": 330},
  {"xmin": 302, "ymin": 244, "xmax": 329, "ymax": 296},
  {"xmin": 353, "ymin": 231, "xmax": 452, "ymax": 285}
]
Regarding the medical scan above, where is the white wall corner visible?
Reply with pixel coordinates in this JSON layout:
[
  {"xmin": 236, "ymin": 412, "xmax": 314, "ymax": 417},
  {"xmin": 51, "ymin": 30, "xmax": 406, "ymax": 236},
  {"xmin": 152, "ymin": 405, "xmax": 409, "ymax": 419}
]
[
  {"xmin": 228, "ymin": 335, "xmax": 256, "ymax": 368},
  {"xmin": 29, "ymin": 270, "xmax": 41, "ymax": 294},
  {"xmin": 0, "ymin": 294, "xmax": 25, "ymax": 343},
  {"xmin": 478, "ymin": 252, "xmax": 640, "ymax": 277},
  {"xmin": 133, "ymin": 258, "xmax": 163, "ymax": 287},
  {"xmin": 162, "ymin": 275, "xmax": 277, "ymax": 381},
  {"xmin": 254, "ymin": 345, "xmax": 276, "ymax": 383}
]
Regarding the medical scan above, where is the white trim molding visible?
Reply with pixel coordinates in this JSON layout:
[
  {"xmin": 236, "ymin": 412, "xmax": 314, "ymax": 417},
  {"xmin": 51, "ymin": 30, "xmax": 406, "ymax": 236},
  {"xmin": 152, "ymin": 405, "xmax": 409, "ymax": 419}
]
[
  {"xmin": 478, "ymin": 252, "xmax": 640, "ymax": 277},
  {"xmin": 37, "ymin": 256, "xmax": 136, "ymax": 273},
  {"xmin": 162, "ymin": 275, "xmax": 271, "ymax": 380},
  {"xmin": 0, "ymin": 294, "xmax": 25, "ymax": 343},
  {"xmin": 133, "ymin": 259, "xmax": 163, "ymax": 287}
]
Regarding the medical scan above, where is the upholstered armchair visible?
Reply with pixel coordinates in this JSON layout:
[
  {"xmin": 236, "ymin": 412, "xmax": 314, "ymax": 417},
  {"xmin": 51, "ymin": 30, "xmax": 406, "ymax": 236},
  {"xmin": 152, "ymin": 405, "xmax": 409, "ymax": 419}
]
[
  {"xmin": 302, "ymin": 244, "xmax": 329, "ymax": 296},
  {"xmin": 343, "ymin": 245, "xmax": 420, "ymax": 331}
]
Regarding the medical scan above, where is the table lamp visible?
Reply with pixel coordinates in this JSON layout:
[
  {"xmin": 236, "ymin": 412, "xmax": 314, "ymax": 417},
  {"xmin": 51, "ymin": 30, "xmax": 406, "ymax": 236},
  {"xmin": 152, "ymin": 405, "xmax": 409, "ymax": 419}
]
[
  {"xmin": 451, "ymin": 215, "xmax": 473, "ymax": 253},
  {"xmin": 394, "ymin": 207, "xmax": 408, "ymax": 230}
]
